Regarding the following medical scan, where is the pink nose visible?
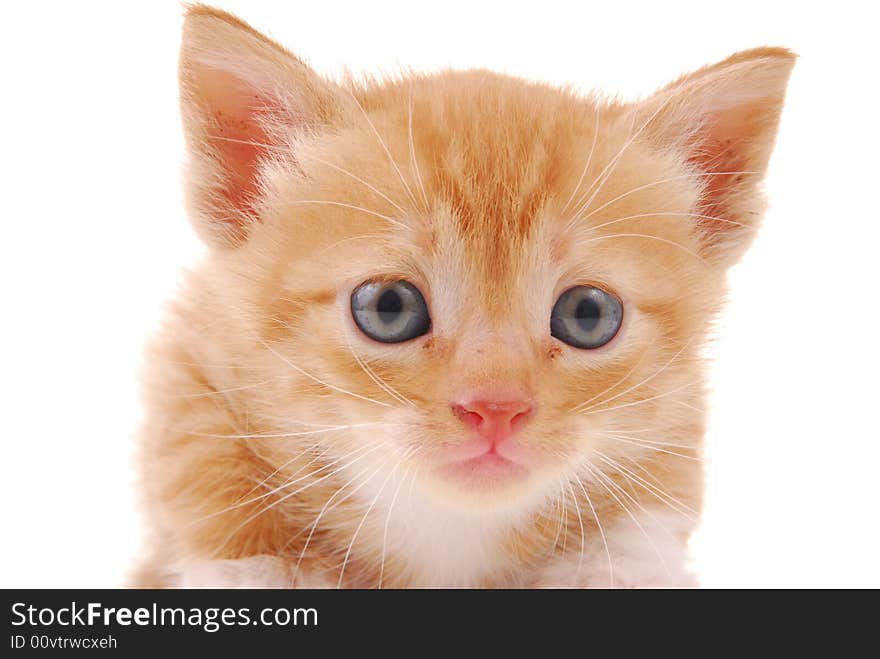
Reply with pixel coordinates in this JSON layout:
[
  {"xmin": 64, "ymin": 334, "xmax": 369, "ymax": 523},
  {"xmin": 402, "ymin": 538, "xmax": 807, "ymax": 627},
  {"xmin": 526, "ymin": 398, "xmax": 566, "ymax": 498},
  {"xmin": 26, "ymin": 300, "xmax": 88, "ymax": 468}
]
[{"xmin": 451, "ymin": 397, "xmax": 534, "ymax": 446}]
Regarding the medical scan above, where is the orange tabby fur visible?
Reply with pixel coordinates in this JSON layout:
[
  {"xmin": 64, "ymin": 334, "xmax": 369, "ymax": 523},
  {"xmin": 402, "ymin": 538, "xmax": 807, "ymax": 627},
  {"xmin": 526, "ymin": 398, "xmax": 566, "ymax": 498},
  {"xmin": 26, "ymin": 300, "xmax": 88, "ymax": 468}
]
[{"xmin": 133, "ymin": 5, "xmax": 793, "ymax": 588}]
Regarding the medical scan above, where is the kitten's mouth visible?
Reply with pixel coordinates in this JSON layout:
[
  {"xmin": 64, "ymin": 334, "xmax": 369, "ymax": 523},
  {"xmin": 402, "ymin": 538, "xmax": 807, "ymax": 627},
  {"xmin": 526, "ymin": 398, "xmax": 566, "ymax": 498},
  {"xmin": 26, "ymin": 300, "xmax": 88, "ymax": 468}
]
[{"xmin": 438, "ymin": 449, "xmax": 530, "ymax": 484}]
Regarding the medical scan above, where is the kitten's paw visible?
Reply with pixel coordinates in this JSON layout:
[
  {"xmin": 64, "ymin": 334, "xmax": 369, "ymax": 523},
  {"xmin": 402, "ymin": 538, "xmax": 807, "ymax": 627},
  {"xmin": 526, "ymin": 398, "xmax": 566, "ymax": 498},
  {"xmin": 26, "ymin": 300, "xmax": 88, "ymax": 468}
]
[
  {"xmin": 181, "ymin": 556, "xmax": 293, "ymax": 588},
  {"xmin": 534, "ymin": 558, "xmax": 697, "ymax": 588},
  {"xmin": 179, "ymin": 556, "xmax": 334, "ymax": 588},
  {"xmin": 533, "ymin": 508, "xmax": 698, "ymax": 588}
]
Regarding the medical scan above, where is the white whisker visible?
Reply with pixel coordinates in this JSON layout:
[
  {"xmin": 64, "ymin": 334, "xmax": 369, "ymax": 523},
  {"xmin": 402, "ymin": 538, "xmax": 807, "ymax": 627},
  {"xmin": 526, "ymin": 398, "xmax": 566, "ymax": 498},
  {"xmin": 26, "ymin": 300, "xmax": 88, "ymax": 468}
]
[
  {"xmin": 549, "ymin": 480, "xmax": 568, "ymax": 557},
  {"xmin": 594, "ymin": 450, "xmax": 698, "ymax": 518},
  {"xmin": 165, "ymin": 378, "xmax": 276, "ymax": 400},
  {"xmin": 580, "ymin": 171, "xmax": 759, "ymax": 222},
  {"xmin": 569, "ymin": 343, "xmax": 652, "ymax": 412},
  {"xmin": 568, "ymin": 94, "xmax": 674, "ymax": 225},
  {"xmin": 575, "ymin": 232, "xmax": 705, "ymax": 262},
  {"xmin": 312, "ymin": 157, "xmax": 407, "ymax": 215},
  {"xmin": 560, "ymin": 104, "xmax": 601, "ymax": 215},
  {"xmin": 406, "ymin": 460, "xmax": 424, "ymax": 514},
  {"xmin": 171, "ymin": 422, "xmax": 395, "ymax": 440},
  {"xmin": 590, "ymin": 460, "xmax": 688, "ymax": 550},
  {"xmin": 378, "ymin": 456, "xmax": 418, "ymax": 588},
  {"xmin": 595, "ymin": 430, "xmax": 696, "ymax": 450},
  {"xmin": 596, "ymin": 433, "xmax": 703, "ymax": 462},
  {"xmin": 201, "ymin": 441, "xmax": 379, "ymax": 527},
  {"xmin": 407, "ymin": 93, "xmax": 431, "ymax": 213},
  {"xmin": 575, "ymin": 337, "xmax": 695, "ymax": 414},
  {"xmin": 213, "ymin": 441, "xmax": 386, "ymax": 556},
  {"xmin": 205, "ymin": 134, "xmax": 287, "ymax": 153},
  {"xmin": 294, "ymin": 457, "xmax": 393, "ymax": 578},
  {"xmin": 337, "ymin": 446, "xmax": 416, "ymax": 587},
  {"xmin": 587, "ymin": 211, "xmax": 753, "ymax": 234},
  {"xmin": 565, "ymin": 481, "xmax": 587, "ymax": 581},
  {"xmin": 585, "ymin": 464, "xmax": 672, "ymax": 580},
  {"xmin": 573, "ymin": 474, "xmax": 613, "ymax": 587},
  {"xmin": 277, "ymin": 199, "xmax": 406, "ymax": 229},
  {"xmin": 258, "ymin": 337, "xmax": 393, "ymax": 408},
  {"xmin": 237, "ymin": 440, "xmax": 325, "ymax": 503},
  {"xmin": 344, "ymin": 333, "xmax": 414, "ymax": 407},
  {"xmin": 580, "ymin": 379, "xmax": 702, "ymax": 418},
  {"xmin": 347, "ymin": 89, "xmax": 420, "ymax": 210}
]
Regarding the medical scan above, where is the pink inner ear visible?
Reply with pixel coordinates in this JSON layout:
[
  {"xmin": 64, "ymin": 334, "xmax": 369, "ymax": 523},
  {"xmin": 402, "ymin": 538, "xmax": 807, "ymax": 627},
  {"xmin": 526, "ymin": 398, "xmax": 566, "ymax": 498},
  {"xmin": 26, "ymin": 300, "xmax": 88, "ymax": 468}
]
[
  {"xmin": 211, "ymin": 106, "xmax": 268, "ymax": 215},
  {"xmin": 687, "ymin": 110, "xmax": 753, "ymax": 237},
  {"xmin": 197, "ymin": 66, "xmax": 279, "ymax": 224}
]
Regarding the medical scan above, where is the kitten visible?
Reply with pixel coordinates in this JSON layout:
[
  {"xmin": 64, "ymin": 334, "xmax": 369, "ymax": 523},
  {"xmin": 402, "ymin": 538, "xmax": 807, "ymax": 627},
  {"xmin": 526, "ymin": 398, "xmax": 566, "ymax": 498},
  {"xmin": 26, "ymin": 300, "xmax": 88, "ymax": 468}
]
[{"xmin": 133, "ymin": 4, "xmax": 793, "ymax": 588}]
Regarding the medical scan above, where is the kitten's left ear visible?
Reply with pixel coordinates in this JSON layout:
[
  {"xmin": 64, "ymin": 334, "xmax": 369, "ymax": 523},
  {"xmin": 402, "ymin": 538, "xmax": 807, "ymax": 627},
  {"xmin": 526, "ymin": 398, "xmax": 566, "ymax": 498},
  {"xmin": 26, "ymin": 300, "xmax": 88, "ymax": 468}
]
[
  {"xmin": 628, "ymin": 47, "xmax": 796, "ymax": 266},
  {"xmin": 179, "ymin": 6, "xmax": 350, "ymax": 247}
]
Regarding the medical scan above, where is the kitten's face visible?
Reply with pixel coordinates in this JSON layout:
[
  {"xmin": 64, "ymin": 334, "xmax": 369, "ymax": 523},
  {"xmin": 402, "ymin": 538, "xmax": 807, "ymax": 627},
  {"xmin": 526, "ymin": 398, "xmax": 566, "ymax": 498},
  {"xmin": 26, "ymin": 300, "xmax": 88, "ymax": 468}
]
[
  {"xmin": 228, "ymin": 81, "xmax": 707, "ymax": 512},
  {"xmin": 180, "ymin": 10, "xmax": 791, "ymax": 516}
]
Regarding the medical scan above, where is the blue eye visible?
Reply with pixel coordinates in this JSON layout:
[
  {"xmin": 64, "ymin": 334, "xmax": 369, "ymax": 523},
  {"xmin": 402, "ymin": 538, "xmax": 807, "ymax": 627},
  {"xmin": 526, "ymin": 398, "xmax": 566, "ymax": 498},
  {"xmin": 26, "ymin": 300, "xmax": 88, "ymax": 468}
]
[
  {"xmin": 550, "ymin": 286, "xmax": 623, "ymax": 349},
  {"xmin": 351, "ymin": 280, "xmax": 431, "ymax": 343}
]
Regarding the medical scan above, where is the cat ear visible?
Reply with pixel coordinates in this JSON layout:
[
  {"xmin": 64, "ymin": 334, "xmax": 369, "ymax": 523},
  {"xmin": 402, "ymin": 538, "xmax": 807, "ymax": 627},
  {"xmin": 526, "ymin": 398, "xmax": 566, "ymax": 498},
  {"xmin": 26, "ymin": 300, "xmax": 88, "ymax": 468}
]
[
  {"xmin": 627, "ymin": 48, "xmax": 795, "ymax": 266},
  {"xmin": 179, "ymin": 6, "xmax": 346, "ymax": 246}
]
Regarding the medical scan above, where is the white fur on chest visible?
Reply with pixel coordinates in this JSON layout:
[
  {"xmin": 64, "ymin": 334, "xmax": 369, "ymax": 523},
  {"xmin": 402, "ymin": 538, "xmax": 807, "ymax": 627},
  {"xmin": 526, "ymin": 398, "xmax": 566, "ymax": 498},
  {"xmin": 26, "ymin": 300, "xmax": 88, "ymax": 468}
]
[{"xmin": 379, "ymin": 492, "xmax": 522, "ymax": 587}]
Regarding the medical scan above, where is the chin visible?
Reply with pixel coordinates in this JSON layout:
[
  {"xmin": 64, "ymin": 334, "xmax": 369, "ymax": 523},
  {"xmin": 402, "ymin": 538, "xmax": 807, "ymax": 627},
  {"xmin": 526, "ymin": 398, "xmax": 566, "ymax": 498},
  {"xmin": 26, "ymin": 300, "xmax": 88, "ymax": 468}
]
[{"xmin": 419, "ymin": 452, "xmax": 555, "ymax": 515}]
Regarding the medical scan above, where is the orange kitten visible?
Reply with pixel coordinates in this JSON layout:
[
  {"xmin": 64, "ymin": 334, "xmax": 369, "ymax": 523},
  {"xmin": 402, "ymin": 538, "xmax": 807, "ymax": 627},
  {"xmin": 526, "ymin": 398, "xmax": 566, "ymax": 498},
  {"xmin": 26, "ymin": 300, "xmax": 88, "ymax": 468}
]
[{"xmin": 134, "ymin": 5, "xmax": 793, "ymax": 588}]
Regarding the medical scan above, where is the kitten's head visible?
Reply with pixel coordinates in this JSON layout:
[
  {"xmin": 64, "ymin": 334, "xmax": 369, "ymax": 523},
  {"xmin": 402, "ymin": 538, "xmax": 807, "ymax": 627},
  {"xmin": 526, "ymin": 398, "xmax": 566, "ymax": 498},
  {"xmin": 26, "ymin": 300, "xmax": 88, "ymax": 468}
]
[{"xmin": 179, "ymin": 7, "xmax": 793, "ymax": 515}]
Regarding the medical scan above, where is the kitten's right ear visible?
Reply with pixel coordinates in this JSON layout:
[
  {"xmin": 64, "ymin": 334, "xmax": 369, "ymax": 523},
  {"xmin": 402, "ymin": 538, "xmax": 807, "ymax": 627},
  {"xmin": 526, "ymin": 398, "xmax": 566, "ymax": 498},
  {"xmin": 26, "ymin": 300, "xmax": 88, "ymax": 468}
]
[
  {"xmin": 624, "ymin": 48, "xmax": 795, "ymax": 267},
  {"xmin": 179, "ymin": 5, "xmax": 346, "ymax": 247}
]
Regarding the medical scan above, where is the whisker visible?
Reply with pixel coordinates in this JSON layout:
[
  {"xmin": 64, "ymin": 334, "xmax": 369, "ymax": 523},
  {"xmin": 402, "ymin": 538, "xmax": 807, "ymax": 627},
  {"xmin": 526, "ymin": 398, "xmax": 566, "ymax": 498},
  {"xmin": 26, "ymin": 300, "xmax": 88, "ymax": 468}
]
[
  {"xmin": 586, "ymin": 211, "xmax": 754, "ymax": 234},
  {"xmin": 623, "ymin": 455, "xmax": 668, "ymax": 487},
  {"xmin": 294, "ymin": 457, "xmax": 393, "ymax": 578},
  {"xmin": 549, "ymin": 480, "xmax": 568, "ymax": 558},
  {"xmin": 337, "ymin": 446, "xmax": 416, "ymax": 588},
  {"xmin": 579, "ymin": 379, "xmax": 702, "ymax": 418},
  {"xmin": 672, "ymin": 399, "xmax": 705, "ymax": 413},
  {"xmin": 580, "ymin": 170, "xmax": 759, "ymax": 222},
  {"xmin": 560, "ymin": 482, "xmax": 570, "ymax": 555},
  {"xmin": 575, "ymin": 337, "xmax": 695, "ymax": 414},
  {"xmin": 276, "ymin": 200, "xmax": 406, "ymax": 229},
  {"xmin": 574, "ymin": 232, "xmax": 705, "ymax": 262},
  {"xmin": 206, "ymin": 134, "xmax": 288, "ymax": 153},
  {"xmin": 596, "ymin": 424, "xmax": 689, "ymax": 435},
  {"xmin": 344, "ymin": 333, "xmax": 414, "ymax": 407},
  {"xmin": 572, "ymin": 474, "xmax": 614, "ymax": 587},
  {"xmin": 595, "ymin": 430, "xmax": 697, "ymax": 450},
  {"xmin": 164, "ymin": 378, "xmax": 277, "ymax": 400},
  {"xmin": 585, "ymin": 464, "xmax": 672, "ymax": 580},
  {"xmin": 170, "ymin": 422, "xmax": 396, "ymax": 440},
  {"xmin": 560, "ymin": 104, "xmax": 601, "ymax": 216},
  {"xmin": 568, "ymin": 94, "xmax": 674, "ymax": 225},
  {"xmin": 236, "ymin": 439, "xmax": 326, "ymax": 504},
  {"xmin": 378, "ymin": 456, "xmax": 419, "ymax": 588},
  {"xmin": 569, "ymin": 343, "xmax": 652, "ymax": 412},
  {"xmin": 201, "ymin": 441, "xmax": 379, "ymax": 528},
  {"xmin": 212, "ymin": 441, "xmax": 386, "ymax": 556},
  {"xmin": 407, "ymin": 92, "xmax": 431, "ymax": 213},
  {"xmin": 158, "ymin": 359, "xmax": 263, "ymax": 370},
  {"xmin": 565, "ymin": 481, "xmax": 587, "ymax": 581},
  {"xmin": 258, "ymin": 337, "xmax": 393, "ymax": 408},
  {"xmin": 589, "ymin": 460, "xmax": 689, "ymax": 551},
  {"xmin": 313, "ymin": 233, "xmax": 387, "ymax": 257},
  {"xmin": 311, "ymin": 157, "xmax": 407, "ymax": 215},
  {"xmin": 596, "ymin": 433, "xmax": 702, "ymax": 462},
  {"xmin": 407, "ymin": 461, "xmax": 422, "ymax": 513},
  {"xmin": 594, "ymin": 450, "xmax": 698, "ymax": 518},
  {"xmin": 347, "ymin": 89, "xmax": 420, "ymax": 210}
]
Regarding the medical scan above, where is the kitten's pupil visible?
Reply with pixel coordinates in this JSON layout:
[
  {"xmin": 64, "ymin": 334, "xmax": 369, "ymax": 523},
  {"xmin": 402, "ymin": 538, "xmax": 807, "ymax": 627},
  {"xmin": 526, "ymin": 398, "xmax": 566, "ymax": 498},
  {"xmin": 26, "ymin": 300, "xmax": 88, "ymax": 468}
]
[
  {"xmin": 377, "ymin": 289, "xmax": 403, "ymax": 324},
  {"xmin": 575, "ymin": 297, "xmax": 600, "ymax": 332}
]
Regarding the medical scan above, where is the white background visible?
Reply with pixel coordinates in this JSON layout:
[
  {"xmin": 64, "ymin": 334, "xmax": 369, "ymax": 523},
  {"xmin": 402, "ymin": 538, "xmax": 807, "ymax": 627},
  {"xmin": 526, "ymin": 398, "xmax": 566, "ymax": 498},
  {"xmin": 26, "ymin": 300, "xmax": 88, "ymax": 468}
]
[{"xmin": 1, "ymin": 0, "xmax": 878, "ymax": 588}]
